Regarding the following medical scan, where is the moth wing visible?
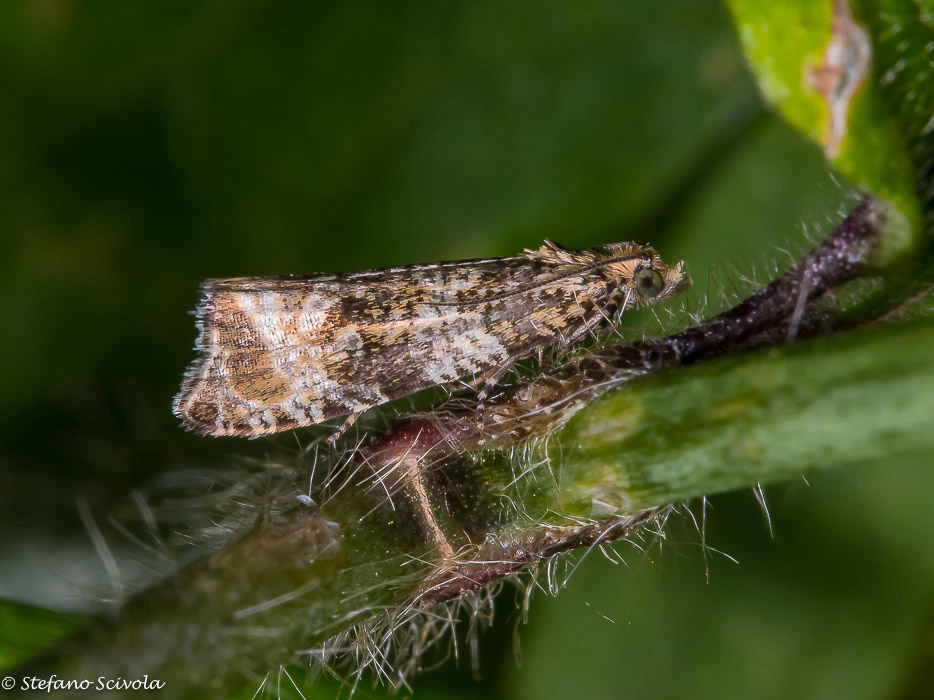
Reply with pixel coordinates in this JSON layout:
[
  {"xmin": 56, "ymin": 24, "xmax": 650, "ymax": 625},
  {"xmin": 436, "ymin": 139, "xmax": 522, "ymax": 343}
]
[
  {"xmin": 173, "ymin": 249, "xmax": 594, "ymax": 437},
  {"xmin": 173, "ymin": 273, "xmax": 514, "ymax": 436}
]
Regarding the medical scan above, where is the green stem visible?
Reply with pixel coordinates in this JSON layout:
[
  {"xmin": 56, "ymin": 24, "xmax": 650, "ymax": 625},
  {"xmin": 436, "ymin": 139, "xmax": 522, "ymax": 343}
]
[
  {"xmin": 20, "ymin": 319, "xmax": 934, "ymax": 698},
  {"xmin": 555, "ymin": 318, "xmax": 934, "ymax": 513}
]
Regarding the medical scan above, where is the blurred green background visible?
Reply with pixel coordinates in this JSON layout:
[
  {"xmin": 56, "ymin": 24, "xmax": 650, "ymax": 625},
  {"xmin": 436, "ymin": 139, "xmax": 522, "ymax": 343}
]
[{"xmin": 3, "ymin": 0, "xmax": 932, "ymax": 698}]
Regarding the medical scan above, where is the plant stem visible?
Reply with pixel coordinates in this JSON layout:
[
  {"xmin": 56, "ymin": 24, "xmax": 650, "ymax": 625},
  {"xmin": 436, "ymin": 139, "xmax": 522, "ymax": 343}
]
[
  {"xmin": 555, "ymin": 318, "xmax": 934, "ymax": 514},
  {"xmin": 21, "ymin": 320, "xmax": 934, "ymax": 698}
]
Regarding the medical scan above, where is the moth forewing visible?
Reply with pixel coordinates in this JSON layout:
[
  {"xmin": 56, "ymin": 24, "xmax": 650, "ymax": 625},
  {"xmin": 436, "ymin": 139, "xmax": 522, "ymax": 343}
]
[{"xmin": 173, "ymin": 240, "xmax": 688, "ymax": 439}]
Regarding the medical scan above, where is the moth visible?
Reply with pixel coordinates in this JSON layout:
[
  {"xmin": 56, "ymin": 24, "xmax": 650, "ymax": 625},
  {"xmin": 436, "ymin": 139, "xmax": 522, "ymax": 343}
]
[{"xmin": 174, "ymin": 240, "xmax": 688, "ymax": 441}]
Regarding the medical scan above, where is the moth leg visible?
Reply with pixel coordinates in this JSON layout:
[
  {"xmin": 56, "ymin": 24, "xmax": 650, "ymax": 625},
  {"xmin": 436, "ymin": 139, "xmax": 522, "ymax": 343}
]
[
  {"xmin": 464, "ymin": 365, "xmax": 502, "ymax": 390},
  {"xmin": 475, "ymin": 360, "xmax": 516, "ymax": 428},
  {"xmin": 327, "ymin": 411, "xmax": 364, "ymax": 444}
]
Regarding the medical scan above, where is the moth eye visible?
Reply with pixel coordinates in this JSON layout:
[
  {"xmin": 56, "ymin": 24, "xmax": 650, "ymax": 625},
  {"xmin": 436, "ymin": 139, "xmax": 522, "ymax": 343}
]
[{"xmin": 634, "ymin": 268, "xmax": 664, "ymax": 297}]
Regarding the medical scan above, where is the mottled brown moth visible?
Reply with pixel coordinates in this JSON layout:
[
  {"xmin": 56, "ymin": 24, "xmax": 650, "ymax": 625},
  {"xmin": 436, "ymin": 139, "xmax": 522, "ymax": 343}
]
[{"xmin": 174, "ymin": 240, "xmax": 688, "ymax": 441}]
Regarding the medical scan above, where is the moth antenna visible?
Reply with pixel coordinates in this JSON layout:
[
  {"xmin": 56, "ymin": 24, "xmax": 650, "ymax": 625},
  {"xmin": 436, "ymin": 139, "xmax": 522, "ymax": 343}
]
[{"xmin": 328, "ymin": 411, "xmax": 364, "ymax": 445}]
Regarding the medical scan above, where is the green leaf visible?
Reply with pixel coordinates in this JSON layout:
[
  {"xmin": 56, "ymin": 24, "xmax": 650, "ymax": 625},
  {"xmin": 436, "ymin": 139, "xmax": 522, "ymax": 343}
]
[
  {"xmin": 725, "ymin": 0, "xmax": 927, "ymax": 261},
  {"xmin": 0, "ymin": 599, "xmax": 83, "ymax": 672}
]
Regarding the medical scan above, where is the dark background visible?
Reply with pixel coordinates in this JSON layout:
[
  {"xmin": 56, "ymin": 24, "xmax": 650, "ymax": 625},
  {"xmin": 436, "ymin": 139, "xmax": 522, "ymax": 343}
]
[{"xmin": 3, "ymin": 1, "xmax": 931, "ymax": 698}]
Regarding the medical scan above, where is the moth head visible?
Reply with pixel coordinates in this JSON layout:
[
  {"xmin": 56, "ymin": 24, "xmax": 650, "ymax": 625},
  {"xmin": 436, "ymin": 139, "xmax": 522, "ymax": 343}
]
[
  {"xmin": 631, "ymin": 258, "xmax": 689, "ymax": 305},
  {"xmin": 601, "ymin": 243, "xmax": 690, "ymax": 307}
]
